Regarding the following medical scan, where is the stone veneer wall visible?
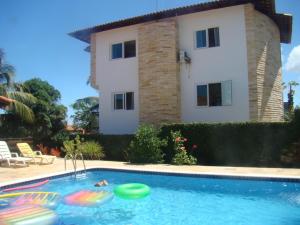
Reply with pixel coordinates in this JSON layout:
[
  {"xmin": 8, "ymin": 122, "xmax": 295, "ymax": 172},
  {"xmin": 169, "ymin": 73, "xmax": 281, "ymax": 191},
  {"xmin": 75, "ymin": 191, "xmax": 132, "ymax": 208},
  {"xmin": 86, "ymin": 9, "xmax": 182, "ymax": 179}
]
[
  {"xmin": 244, "ymin": 3, "xmax": 283, "ymax": 122},
  {"xmin": 90, "ymin": 33, "xmax": 98, "ymax": 89},
  {"xmin": 138, "ymin": 19, "xmax": 180, "ymax": 124}
]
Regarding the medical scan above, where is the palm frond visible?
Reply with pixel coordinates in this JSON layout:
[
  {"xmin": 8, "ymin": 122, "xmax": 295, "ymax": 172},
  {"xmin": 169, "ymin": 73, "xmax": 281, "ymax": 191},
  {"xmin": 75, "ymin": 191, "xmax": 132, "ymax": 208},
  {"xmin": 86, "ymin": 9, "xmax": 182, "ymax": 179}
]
[
  {"xmin": 12, "ymin": 82, "xmax": 25, "ymax": 92},
  {"xmin": 0, "ymin": 64, "xmax": 15, "ymax": 74},
  {"xmin": 73, "ymin": 96, "xmax": 99, "ymax": 108},
  {"xmin": 288, "ymin": 81, "xmax": 299, "ymax": 86},
  {"xmin": 7, "ymin": 91, "xmax": 37, "ymax": 105},
  {"xmin": 0, "ymin": 49, "xmax": 4, "ymax": 60},
  {"xmin": 86, "ymin": 75, "xmax": 92, "ymax": 85},
  {"xmin": 0, "ymin": 72, "xmax": 14, "ymax": 86},
  {"xmin": 0, "ymin": 85, "xmax": 6, "ymax": 96},
  {"xmin": 8, "ymin": 100, "xmax": 35, "ymax": 123},
  {"xmin": 0, "ymin": 64, "xmax": 15, "ymax": 86}
]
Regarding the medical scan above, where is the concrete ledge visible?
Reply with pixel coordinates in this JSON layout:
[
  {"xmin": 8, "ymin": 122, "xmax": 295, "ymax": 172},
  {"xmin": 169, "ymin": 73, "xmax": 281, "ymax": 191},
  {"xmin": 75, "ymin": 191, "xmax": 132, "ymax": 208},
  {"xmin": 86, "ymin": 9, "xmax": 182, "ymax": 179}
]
[{"xmin": 1, "ymin": 158, "xmax": 299, "ymax": 187}]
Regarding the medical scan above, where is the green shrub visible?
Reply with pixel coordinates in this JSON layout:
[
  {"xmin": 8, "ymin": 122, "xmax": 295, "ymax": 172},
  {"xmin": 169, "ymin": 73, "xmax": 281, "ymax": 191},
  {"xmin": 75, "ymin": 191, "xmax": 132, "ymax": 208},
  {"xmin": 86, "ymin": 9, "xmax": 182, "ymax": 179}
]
[
  {"xmin": 79, "ymin": 141, "xmax": 105, "ymax": 160},
  {"xmin": 62, "ymin": 135, "xmax": 104, "ymax": 160},
  {"xmin": 171, "ymin": 130, "xmax": 197, "ymax": 165},
  {"xmin": 127, "ymin": 124, "xmax": 166, "ymax": 163},
  {"xmin": 172, "ymin": 151, "xmax": 197, "ymax": 165},
  {"xmin": 62, "ymin": 135, "xmax": 81, "ymax": 157}
]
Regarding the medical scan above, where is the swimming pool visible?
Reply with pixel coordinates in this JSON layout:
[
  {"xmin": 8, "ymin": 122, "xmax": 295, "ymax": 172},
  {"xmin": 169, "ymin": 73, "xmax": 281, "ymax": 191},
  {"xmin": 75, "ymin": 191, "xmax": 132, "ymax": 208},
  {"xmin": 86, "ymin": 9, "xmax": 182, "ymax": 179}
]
[{"xmin": 1, "ymin": 169, "xmax": 300, "ymax": 225}]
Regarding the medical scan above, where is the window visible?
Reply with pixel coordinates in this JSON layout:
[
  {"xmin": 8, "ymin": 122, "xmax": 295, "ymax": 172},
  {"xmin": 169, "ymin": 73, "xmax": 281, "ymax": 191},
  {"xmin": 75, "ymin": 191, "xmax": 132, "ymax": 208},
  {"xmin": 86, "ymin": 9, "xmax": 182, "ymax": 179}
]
[
  {"xmin": 124, "ymin": 40, "xmax": 136, "ymax": 58},
  {"xmin": 209, "ymin": 83, "xmax": 222, "ymax": 106},
  {"xmin": 113, "ymin": 92, "xmax": 134, "ymax": 110},
  {"xmin": 197, "ymin": 85, "xmax": 208, "ymax": 106},
  {"xmin": 111, "ymin": 40, "xmax": 136, "ymax": 59},
  {"xmin": 111, "ymin": 43, "xmax": 123, "ymax": 59},
  {"xmin": 195, "ymin": 27, "xmax": 220, "ymax": 48},
  {"xmin": 114, "ymin": 93, "xmax": 124, "ymax": 110},
  {"xmin": 208, "ymin": 27, "xmax": 220, "ymax": 47},
  {"xmin": 196, "ymin": 80, "xmax": 232, "ymax": 107},
  {"xmin": 125, "ymin": 92, "xmax": 134, "ymax": 110},
  {"xmin": 196, "ymin": 30, "xmax": 207, "ymax": 48}
]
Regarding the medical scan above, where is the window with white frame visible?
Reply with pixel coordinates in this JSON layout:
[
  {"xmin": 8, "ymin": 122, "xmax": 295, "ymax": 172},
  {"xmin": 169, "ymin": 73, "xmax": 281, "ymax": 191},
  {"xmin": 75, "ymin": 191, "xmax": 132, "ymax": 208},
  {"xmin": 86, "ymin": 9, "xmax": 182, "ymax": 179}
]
[
  {"xmin": 196, "ymin": 30, "xmax": 207, "ymax": 48},
  {"xmin": 111, "ymin": 43, "xmax": 123, "ymax": 59},
  {"xmin": 196, "ymin": 80, "xmax": 232, "ymax": 107},
  {"xmin": 111, "ymin": 40, "xmax": 136, "ymax": 59},
  {"xmin": 195, "ymin": 27, "xmax": 220, "ymax": 48},
  {"xmin": 113, "ymin": 92, "xmax": 134, "ymax": 110}
]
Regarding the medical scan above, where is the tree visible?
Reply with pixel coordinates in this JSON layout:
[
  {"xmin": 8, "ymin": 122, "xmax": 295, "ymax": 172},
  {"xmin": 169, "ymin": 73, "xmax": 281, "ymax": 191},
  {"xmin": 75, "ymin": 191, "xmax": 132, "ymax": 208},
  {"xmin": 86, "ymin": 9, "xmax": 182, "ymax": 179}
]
[
  {"xmin": 71, "ymin": 96, "xmax": 99, "ymax": 132},
  {"xmin": 0, "ymin": 49, "xmax": 14, "ymax": 86},
  {"xmin": 0, "ymin": 49, "xmax": 36, "ymax": 122},
  {"xmin": 23, "ymin": 78, "xmax": 67, "ymax": 144},
  {"xmin": 287, "ymin": 81, "xmax": 299, "ymax": 113},
  {"xmin": 283, "ymin": 81, "xmax": 299, "ymax": 121}
]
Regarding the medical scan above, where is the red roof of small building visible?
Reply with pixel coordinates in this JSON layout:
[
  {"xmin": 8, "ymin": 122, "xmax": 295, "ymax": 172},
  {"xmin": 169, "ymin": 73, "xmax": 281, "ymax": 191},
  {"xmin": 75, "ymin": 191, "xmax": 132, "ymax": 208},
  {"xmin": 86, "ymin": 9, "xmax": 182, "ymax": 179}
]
[
  {"xmin": 0, "ymin": 96, "xmax": 14, "ymax": 109},
  {"xmin": 0, "ymin": 96, "xmax": 14, "ymax": 104}
]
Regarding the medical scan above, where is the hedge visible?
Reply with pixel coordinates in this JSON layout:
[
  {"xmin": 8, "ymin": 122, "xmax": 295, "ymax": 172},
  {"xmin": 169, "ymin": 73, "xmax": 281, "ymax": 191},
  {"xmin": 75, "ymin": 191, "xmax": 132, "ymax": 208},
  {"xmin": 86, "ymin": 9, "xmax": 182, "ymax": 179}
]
[
  {"xmin": 159, "ymin": 110, "xmax": 300, "ymax": 167},
  {"xmin": 2, "ymin": 110, "xmax": 299, "ymax": 167},
  {"xmin": 78, "ymin": 134, "xmax": 133, "ymax": 161}
]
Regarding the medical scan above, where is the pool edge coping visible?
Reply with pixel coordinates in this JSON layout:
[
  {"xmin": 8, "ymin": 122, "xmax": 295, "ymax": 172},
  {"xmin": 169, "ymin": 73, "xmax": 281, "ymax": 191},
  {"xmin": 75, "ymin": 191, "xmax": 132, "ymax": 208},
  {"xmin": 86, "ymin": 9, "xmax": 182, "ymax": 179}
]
[{"xmin": 1, "ymin": 166, "xmax": 300, "ymax": 189}]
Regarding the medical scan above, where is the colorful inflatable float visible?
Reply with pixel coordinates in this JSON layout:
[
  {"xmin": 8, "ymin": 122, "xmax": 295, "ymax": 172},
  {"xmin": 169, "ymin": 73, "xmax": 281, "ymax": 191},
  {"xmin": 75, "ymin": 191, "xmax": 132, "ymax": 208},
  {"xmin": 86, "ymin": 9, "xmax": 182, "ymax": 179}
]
[
  {"xmin": 0, "ymin": 192, "xmax": 57, "ymax": 199},
  {"xmin": 0, "ymin": 199, "xmax": 9, "ymax": 209},
  {"xmin": 0, "ymin": 192, "xmax": 59, "ymax": 209},
  {"xmin": 2, "ymin": 180, "xmax": 49, "ymax": 192},
  {"xmin": 11, "ymin": 192, "xmax": 60, "ymax": 209},
  {"xmin": 64, "ymin": 190, "xmax": 113, "ymax": 207},
  {"xmin": 0, "ymin": 205, "xmax": 57, "ymax": 225},
  {"xmin": 114, "ymin": 183, "xmax": 150, "ymax": 200}
]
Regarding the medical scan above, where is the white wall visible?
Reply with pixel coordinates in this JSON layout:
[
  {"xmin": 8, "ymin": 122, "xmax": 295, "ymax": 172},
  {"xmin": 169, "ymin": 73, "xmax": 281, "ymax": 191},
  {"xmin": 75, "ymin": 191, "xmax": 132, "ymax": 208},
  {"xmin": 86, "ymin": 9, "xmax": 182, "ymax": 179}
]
[
  {"xmin": 178, "ymin": 5, "xmax": 250, "ymax": 122},
  {"xmin": 94, "ymin": 26, "xmax": 139, "ymax": 134},
  {"xmin": 95, "ymin": 5, "xmax": 250, "ymax": 134}
]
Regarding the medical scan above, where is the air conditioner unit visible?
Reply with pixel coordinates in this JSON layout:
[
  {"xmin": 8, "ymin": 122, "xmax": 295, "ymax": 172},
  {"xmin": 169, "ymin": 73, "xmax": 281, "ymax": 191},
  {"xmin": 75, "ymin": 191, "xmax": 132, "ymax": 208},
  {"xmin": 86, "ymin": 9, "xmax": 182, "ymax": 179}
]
[{"xmin": 179, "ymin": 50, "xmax": 191, "ymax": 64}]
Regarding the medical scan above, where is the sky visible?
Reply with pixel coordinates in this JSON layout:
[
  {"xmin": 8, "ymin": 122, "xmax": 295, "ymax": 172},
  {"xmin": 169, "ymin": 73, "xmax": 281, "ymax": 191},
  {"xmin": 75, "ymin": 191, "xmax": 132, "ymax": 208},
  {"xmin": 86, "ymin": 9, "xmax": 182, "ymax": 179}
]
[{"xmin": 0, "ymin": 0, "xmax": 300, "ymax": 123}]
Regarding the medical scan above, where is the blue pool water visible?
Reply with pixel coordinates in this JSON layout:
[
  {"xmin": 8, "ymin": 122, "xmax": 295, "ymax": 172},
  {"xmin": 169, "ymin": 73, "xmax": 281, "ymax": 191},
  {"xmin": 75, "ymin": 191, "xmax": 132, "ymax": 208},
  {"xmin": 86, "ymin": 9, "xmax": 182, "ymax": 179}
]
[{"xmin": 2, "ymin": 169, "xmax": 300, "ymax": 225}]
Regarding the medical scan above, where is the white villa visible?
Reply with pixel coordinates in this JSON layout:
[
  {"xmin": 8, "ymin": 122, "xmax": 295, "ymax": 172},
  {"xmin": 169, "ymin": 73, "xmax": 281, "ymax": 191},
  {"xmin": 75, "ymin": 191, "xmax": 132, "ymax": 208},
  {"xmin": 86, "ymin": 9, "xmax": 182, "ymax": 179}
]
[{"xmin": 70, "ymin": 0, "xmax": 292, "ymax": 134}]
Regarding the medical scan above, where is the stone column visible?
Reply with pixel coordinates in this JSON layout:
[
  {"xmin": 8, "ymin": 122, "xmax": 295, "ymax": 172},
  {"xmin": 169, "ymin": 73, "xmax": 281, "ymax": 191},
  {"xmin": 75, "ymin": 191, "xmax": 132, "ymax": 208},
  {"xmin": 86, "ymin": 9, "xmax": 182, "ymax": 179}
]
[
  {"xmin": 138, "ymin": 18, "xmax": 180, "ymax": 125},
  {"xmin": 244, "ymin": 3, "xmax": 283, "ymax": 122}
]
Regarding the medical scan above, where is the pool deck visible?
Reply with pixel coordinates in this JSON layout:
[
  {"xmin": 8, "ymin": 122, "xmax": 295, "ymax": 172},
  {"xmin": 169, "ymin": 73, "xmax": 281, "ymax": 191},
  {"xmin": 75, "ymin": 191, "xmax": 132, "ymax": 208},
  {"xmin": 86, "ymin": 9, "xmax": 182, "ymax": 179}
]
[{"xmin": 1, "ymin": 158, "xmax": 300, "ymax": 186}]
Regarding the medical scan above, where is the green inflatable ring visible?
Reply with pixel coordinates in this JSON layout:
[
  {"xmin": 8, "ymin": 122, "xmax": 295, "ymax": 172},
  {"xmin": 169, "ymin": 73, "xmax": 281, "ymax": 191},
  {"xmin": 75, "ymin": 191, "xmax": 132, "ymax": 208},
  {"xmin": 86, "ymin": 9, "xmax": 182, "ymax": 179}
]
[{"xmin": 114, "ymin": 183, "xmax": 150, "ymax": 200}]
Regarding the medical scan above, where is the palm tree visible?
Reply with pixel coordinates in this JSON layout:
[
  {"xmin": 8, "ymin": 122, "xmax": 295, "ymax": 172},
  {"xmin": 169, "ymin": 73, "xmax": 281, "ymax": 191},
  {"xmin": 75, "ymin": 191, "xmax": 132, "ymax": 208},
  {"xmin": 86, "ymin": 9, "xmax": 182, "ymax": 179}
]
[
  {"xmin": 72, "ymin": 96, "xmax": 99, "ymax": 108},
  {"xmin": 0, "ymin": 49, "xmax": 36, "ymax": 123},
  {"xmin": 0, "ymin": 49, "xmax": 14, "ymax": 86},
  {"xmin": 287, "ymin": 81, "xmax": 299, "ymax": 112}
]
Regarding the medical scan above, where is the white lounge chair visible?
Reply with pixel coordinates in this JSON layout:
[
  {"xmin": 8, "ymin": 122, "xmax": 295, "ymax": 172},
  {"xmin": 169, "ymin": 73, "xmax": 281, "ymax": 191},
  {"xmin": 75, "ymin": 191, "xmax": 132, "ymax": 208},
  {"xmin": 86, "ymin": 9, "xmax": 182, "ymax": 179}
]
[{"xmin": 0, "ymin": 141, "xmax": 32, "ymax": 167}]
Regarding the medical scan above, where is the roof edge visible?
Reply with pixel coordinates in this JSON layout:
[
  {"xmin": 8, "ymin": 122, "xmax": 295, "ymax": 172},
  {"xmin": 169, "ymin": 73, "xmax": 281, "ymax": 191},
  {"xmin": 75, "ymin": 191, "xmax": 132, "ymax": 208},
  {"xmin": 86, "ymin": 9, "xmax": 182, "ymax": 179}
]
[{"xmin": 69, "ymin": 0, "xmax": 292, "ymax": 44}]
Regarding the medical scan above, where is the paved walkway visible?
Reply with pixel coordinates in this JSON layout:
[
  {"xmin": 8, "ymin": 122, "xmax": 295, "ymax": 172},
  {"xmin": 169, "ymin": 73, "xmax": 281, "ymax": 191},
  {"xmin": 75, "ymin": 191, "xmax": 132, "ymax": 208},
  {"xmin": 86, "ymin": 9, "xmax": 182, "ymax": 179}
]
[{"xmin": 1, "ymin": 158, "xmax": 300, "ymax": 186}]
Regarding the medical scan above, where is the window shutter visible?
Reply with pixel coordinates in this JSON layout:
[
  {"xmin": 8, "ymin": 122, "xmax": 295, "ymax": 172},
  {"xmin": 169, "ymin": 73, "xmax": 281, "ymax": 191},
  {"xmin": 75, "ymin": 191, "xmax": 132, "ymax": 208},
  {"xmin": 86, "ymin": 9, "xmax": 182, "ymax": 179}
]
[{"xmin": 221, "ymin": 80, "xmax": 232, "ymax": 106}]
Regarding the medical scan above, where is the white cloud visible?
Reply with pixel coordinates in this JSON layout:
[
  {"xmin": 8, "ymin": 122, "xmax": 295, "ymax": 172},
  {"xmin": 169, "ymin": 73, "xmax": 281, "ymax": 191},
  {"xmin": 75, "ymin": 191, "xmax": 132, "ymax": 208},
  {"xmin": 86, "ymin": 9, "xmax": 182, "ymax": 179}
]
[{"xmin": 286, "ymin": 45, "xmax": 300, "ymax": 73}]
